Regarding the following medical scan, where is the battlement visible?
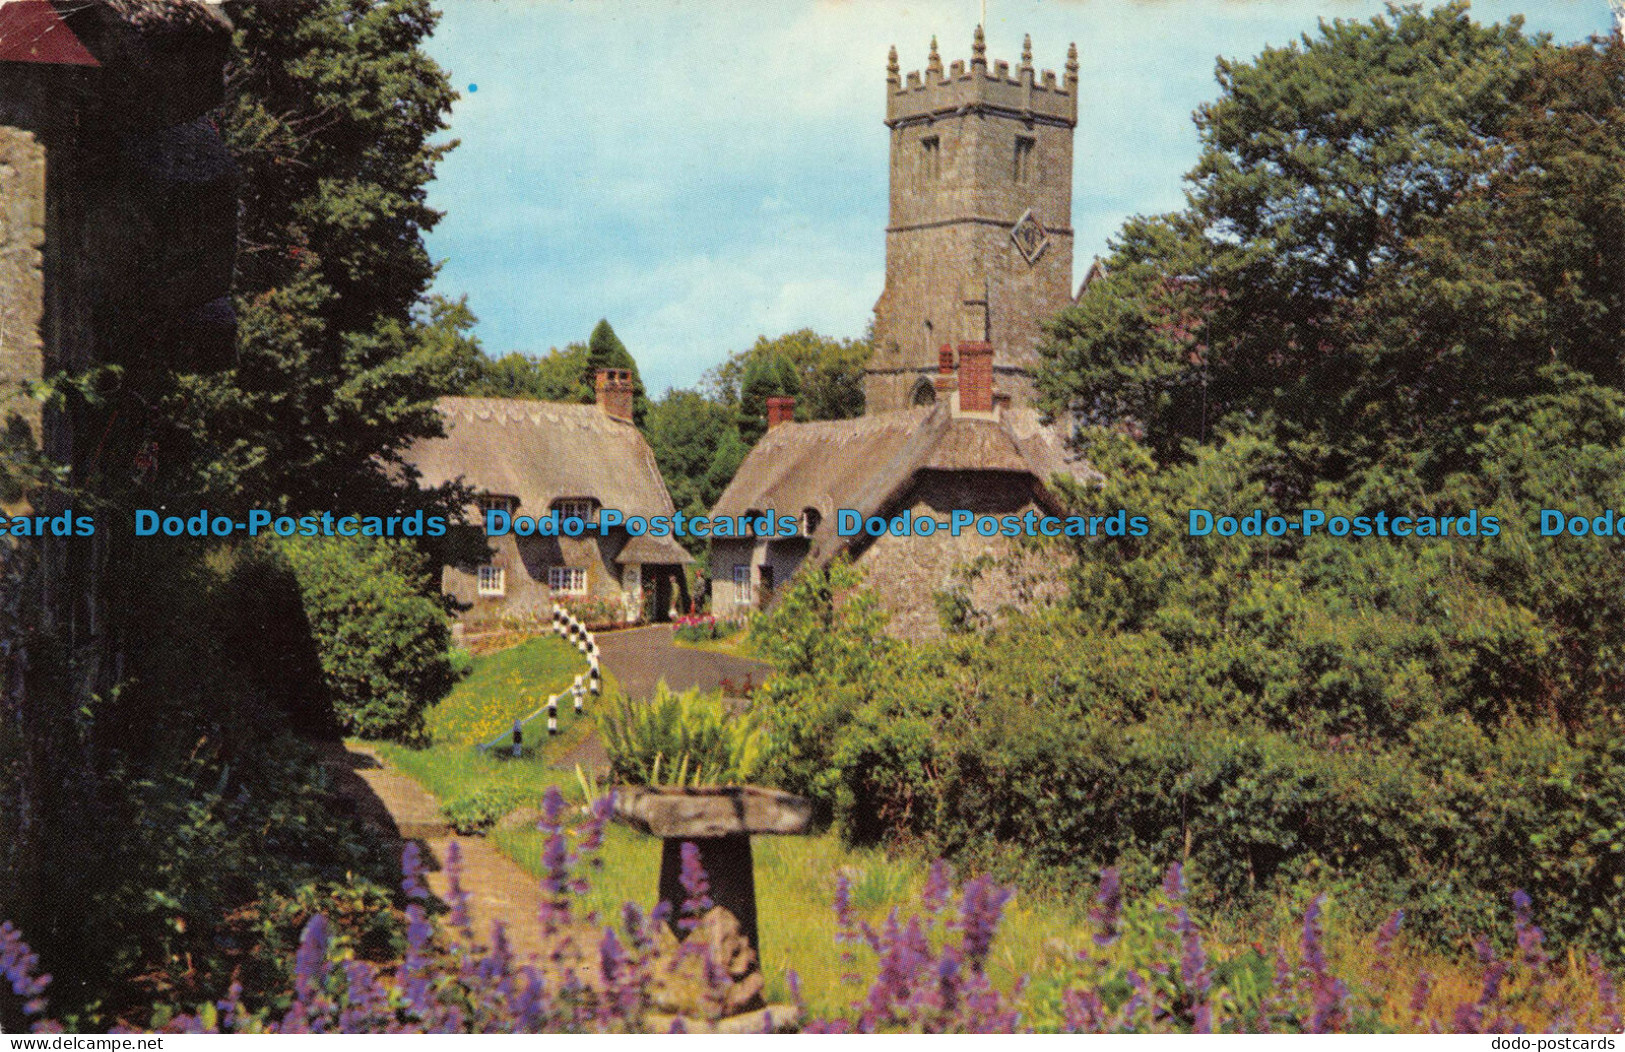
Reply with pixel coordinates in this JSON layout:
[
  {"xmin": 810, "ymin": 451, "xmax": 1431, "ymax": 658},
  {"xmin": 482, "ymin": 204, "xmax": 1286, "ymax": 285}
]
[{"xmin": 886, "ymin": 27, "xmax": 1077, "ymax": 128}]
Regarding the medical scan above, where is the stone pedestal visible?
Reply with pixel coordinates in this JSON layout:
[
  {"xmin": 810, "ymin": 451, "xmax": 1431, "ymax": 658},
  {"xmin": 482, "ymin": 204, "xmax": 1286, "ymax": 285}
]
[
  {"xmin": 612, "ymin": 785, "xmax": 812, "ymax": 1029},
  {"xmin": 658, "ymin": 834, "xmax": 759, "ymax": 950}
]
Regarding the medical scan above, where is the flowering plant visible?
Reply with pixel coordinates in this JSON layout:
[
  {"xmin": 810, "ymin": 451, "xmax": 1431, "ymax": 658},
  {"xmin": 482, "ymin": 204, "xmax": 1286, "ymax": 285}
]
[{"xmin": 3, "ymin": 796, "xmax": 1622, "ymax": 1034}]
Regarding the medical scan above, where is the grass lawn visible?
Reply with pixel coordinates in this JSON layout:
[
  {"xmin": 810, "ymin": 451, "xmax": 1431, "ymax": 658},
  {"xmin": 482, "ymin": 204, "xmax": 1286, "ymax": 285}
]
[
  {"xmin": 427, "ymin": 635, "xmax": 594, "ymax": 746},
  {"xmin": 371, "ymin": 633, "xmax": 616, "ymax": 816},
  {"xmin": 670, "ymin": 627, "xmax": 760, "ymax": 662},
  {"xmin": 492, "ymin": 819, "xmax": 1090, "ymax": 1020},
  {"xmin": 371, "ymin": 634, "xmax": 1602, "ymax": 1029},
  {"xmin": 385, "ymin": 632, "xmax": 1088, "ymax": 1018}
]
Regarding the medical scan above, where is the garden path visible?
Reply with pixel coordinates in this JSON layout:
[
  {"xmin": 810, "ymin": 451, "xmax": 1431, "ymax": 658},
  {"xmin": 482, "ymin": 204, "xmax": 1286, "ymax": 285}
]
[{"xmin": 320, "ymin": 741, "xmax": 555, "ymax": 960}]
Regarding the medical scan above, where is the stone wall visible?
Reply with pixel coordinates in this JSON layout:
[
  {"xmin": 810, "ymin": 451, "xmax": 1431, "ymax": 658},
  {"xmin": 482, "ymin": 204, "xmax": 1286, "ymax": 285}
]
[
  {"xmin": 0, "ymin": 125, "xmax": 44, "ymax": 472},
  {"xmin": 852, "ymin": 469, "xmax": 1067, "ymax": 640},
  {"xmin": 709, "ymin": 536, "xmax": 812, "ymax": 615}
]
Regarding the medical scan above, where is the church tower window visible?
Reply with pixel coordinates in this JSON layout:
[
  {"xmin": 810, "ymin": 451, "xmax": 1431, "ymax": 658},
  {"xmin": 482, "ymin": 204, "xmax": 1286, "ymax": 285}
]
[
  {"xmin": 1013, "ymin": 135, "xmax": 1036, "ymax": 184},
  {"xmin": 920, "ymin": 135, "xmax": 941, "ymax": 179}
]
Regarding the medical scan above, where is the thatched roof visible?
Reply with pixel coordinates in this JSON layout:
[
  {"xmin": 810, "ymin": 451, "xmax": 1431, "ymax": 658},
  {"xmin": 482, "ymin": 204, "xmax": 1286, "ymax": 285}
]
[
  {"xmin": 712, "ymin": 404, "xmax": 1099, "ymax": 562},
  {"xmin": 404, "ymin": 396, "xmax": 680, "ymax": 523},
  {"xmin": 616, "ymin": 533, "xmax": 692, "ymax": 566}
]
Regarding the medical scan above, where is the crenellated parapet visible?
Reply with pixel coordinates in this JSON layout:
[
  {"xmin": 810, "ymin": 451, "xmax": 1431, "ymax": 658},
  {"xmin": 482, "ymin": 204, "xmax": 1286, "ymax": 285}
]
[{"xmin": 887, "ymin": 27, "xmax": 1077, "ymax": 129}]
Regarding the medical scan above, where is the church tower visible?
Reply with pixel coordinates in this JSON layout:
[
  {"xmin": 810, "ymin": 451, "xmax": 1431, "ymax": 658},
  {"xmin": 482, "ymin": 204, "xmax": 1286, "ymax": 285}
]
[{"xmin": 866, "ymin": 29, "xmax": 1078, "ymax": 413}]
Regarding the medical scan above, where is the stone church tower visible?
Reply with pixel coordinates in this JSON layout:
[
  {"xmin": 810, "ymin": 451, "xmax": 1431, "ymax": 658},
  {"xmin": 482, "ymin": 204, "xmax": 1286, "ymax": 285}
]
[{"xmin": 866, "ymin": 28, "xmax": 1078, "ymax": 413}]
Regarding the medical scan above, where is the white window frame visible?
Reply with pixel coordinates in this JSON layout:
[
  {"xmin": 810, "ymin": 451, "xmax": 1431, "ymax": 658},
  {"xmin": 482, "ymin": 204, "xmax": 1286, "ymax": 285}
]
[
  {"xmin": 548, "ymin": 566, "xmax": 587, "ymax": 595},
  {"xmin": 555, "ymin": 498, "xmax": 597, "ymax": 525},
  {"xmin": 732, "ymin": 564, "xmax": 752, "ymax": 606},
  {"xmin": 477, "ymin": 565, "xmax": 506, "ymax": 597},
  {"xmin": 478, "ymin": 494, "xmax": 517, "ymax": 517}
]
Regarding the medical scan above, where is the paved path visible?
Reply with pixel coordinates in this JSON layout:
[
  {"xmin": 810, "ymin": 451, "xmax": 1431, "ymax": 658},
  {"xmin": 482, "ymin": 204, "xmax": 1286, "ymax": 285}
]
[
  {"xmin": 310, "ymin": 631, "xmax": 772, "ymax": 965},
  {"xmin": 594, "ymin": 624, "xmax": 772, "ymax": 702},
  {"xmin": 318, "ymin": 741, "xmax": 554, "ymax": 960}
]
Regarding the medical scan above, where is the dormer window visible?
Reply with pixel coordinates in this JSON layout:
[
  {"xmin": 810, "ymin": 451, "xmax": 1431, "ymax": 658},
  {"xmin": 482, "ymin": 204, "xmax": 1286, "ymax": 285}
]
[
  {"xmin": 554, "ymin": 498, "xmax": 598, "ymax": 524},
  {"xmin": 478, "ymin": 494, "xmax": 517, "ymax": 517}
]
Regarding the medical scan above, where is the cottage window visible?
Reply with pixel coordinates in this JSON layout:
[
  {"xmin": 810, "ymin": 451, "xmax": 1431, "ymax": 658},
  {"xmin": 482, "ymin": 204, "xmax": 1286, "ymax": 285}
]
[
  {"xmin": 555, "ymin": 499, "xmax": 597, "ymax": 525},
  {"xmin": 478, "ymin": 494, "xmax": 517, "ymax": 517},
  {"xmin": 732, "ymin": 564, "xmax": 751, "ymax": 606},
  {"xmin": 477, "ymin": 565, "xmax": 506, "ymax": 597},
  {"xmin": 548, "ymin": 566, "xmax": 587, "ymax": 594}
]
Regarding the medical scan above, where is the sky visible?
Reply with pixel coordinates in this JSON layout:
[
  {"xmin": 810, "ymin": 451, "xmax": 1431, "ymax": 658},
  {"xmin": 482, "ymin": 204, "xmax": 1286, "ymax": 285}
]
[{"xmin": 422, "ymin": 0, "xmax": 1614, "ymax": 396}]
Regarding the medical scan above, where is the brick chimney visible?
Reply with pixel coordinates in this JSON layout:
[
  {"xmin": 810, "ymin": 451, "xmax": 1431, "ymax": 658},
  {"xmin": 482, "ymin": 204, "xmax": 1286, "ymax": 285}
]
[
  {"xmin": 932, "ymin": 343, "xmax": 958, "ymax": 399},
  {"xmin": 766, "ymin": 395, "xmax": 796, "ymax": 430},
  {"xmin": 956, "ymin": 342, "xmax": 994, "ymax": 413},
  {"xmin": 595, "ymin": 368, "xmax": 635, "ymax": 424}
]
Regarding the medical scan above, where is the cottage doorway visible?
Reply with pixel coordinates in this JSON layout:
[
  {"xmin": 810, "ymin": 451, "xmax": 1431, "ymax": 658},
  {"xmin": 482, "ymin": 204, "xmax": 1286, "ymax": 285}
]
[
  {"xmin": 623, "ymin": 564, "xmax": 642, "ymax": 623},
  {"xmin": 652, "ymin": 570, "xmax": 673, "ymax": 622}
]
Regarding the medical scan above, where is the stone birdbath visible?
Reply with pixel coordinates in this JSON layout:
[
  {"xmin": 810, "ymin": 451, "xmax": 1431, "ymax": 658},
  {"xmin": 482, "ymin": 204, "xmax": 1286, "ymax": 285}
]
[{"xmin": 612, "ymin": 784, "xmax": 812, "ymax": 1031}]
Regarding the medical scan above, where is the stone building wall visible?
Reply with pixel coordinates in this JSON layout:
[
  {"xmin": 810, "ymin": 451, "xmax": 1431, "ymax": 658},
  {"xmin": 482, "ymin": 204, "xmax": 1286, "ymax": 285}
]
[
  {"xmin": 852, "ymin": 469, "xmax": 1065, "ymax": 640},
  {"xmin": 867, "ymin": 32, "xmax": 1078, "ymax": 413},
  {"xmin": 0, "ymin": 125, "xmax": 44, "ymax": 468},
  {"xmin": 710, "ymin": 535, "xmax": 811, "ymax": 614},
  {"xmin": 0, "ymin": 0, "xmax": 236, "ymax": 968}
]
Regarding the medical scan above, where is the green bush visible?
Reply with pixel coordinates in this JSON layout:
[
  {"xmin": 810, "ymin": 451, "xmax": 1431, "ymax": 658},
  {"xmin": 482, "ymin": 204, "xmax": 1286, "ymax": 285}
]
[
  {"xmin": 442, "ymin": 786, "xmax": 522, "ymax": 835},
  {"xmin": 275, "ymin": 535, "xmax": 459, "ymax": 742},
  {"xmin": 752, "ymin": 548, "xmax": 1625, "ymax": 963},
  {"xmin": 601, "ymin": 681, "xmax": 766, "ymax": 786}
]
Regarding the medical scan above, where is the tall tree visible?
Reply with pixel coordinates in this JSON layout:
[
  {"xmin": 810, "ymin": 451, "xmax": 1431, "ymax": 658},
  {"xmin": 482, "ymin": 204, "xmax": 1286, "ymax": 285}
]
[
  {"xmin": 587, "ymin": 319, "xmax": 650, "ymax": 426},
  {"xmin": 647, "ymin": 390, "xmax": 734, "ymax": 514},
  {"xmin": 1038, "ymin": 1, "xmax": 1546, "ymax": 473},
  {"xmin": 704, "ymin": 329, "xmax": 869, "ymax": 420},
  {"xmin": 166, "ymin": 0, "xmax": 461, "ymax": 516},
  {"xmin": 736, "ymin": 353, "xmax": 801, "ymax": 445}
]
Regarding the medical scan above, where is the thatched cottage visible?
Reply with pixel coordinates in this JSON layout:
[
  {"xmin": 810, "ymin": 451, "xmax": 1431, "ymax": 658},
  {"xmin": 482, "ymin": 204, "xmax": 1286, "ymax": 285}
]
[
  {"xmin": 710, "ymin": 345, "xmax": 1096, "ymax": 639},
  {"xmin": 403, "ymin": 371, "xmax": 691, "ymax": 625}
]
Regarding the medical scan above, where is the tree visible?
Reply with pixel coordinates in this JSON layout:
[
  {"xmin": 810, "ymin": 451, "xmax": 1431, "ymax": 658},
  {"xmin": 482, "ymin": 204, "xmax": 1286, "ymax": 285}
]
[
  {"xmin": 1037, "ymin": 1, "xmax": 1548, "ymax": 473},
  {"xmin": 587, "ymin": 320, "xmax": 650, "ymax": 426},
  {"xmin": 704, "ymin": 329, "xmax": 869, "ymax": 420},
  {"xmin": 736, "ymin": 352, "xmax": 801, "ymax": 445},
  {"xmin": 647, "ymin": 389, "xmax": 734, "ymax": 516},
  {"xmin": 164, "ymin": 0, "xmax": 462, "ymax": 517}
]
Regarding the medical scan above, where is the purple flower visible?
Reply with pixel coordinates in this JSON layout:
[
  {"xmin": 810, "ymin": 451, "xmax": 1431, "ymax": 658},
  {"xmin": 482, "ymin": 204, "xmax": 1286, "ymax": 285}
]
[
  {"xmin": 0, "ymin": 921, "xmax": 50, "ymax": 1021},
  {"xmin": 1162, "ymin": 862, "xmax": 1185, "ymax": 902},
  {"xmin": 676, "ymin": 841, "xmax": 713, "ymax": 931},
  {"xmin": 922, "ymin": 859, "xmax": 952, "ymax": 914},
  {"xmin": 1175, "ymin": 907, "xmax": 1212, "ymax": 1033},
  {"xmin": 1409, "ymin": 972, "xmax": 1434, "ymax": 1030},
  {"xmin": 401, "ymin": 841, "xmax": 428, "ymax": 900},
  {"xmin": 1511, "ymin": 890, "xmax": 1549, "ymax": 970},
  {"xmin": 957, "ymin": 875, "xmax": 1012, "ymax": 970},
  {"xmin": 1300, "ymin": 897, "xmax": 1347, "ymax": 1033},
  {"xmin": 1090, "ymin": 867, "xmax": 1123, "ymax": 949},
  {"xmin": 446, "ymin": 841, "xmax": 473, "ymax": 935},
  {"xmin": 1589, "ymin": 953, "xmax": 1622, "ymax": 1033}
]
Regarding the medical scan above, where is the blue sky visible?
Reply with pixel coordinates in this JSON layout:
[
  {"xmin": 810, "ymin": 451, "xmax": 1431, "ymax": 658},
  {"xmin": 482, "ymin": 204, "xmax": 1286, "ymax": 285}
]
[{"xmin": 422, "ymin": 0, "xmax": 1612, "ymax": 396}]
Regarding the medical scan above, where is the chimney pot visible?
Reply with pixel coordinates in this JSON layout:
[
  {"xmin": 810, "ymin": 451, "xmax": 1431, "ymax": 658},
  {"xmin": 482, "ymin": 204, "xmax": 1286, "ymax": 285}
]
[
  {"xmin": 595, "ymin": 368, "xmax": 635, "ymax": 424},
  {"xmin": 956, "ymin": 341, "xmax": 994, "ymax": 413},
  {"xmin": 766, "ymin": 395, "xmax": 796, "ymax": 430}
]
